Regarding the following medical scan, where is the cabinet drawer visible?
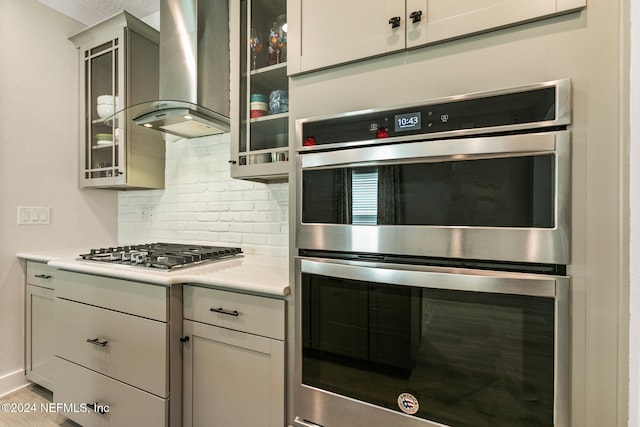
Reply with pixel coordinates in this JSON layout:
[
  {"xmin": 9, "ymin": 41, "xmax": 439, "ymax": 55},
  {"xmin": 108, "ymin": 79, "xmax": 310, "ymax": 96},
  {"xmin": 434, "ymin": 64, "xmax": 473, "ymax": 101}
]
[
  {"xmin": 184, "ymin": 286, "xmax": 285, "ymax": 340},
  {"xmin": 55, "ymin": 270, "xmax": 168, "ymax": 321},
  {"xmin": 26, "ymin": 261, "xmax": 55, "ymax": 289},
  {"xmin": 55, "ymin": 357, "xmax": 167, "ymax": 427},
  {"xmin": 55, "ymin": 298, "xmax": 167, "ymax": 397}
]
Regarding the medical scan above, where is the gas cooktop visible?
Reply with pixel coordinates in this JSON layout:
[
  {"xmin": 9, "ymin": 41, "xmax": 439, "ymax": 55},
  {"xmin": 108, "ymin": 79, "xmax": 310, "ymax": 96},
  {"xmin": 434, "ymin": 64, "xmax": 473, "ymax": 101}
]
[{"xmin": 79, "ymin": 243, "xmax": 243, "ymax": 270}]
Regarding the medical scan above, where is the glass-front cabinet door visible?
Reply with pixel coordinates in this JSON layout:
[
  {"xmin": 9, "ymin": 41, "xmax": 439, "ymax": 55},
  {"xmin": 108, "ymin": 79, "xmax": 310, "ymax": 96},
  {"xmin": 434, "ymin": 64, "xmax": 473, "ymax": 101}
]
[
  {"xmin": 230, "ymin": 0, "xmax": 290, "ymax": 182},
  {"xmin": 85, "ymin": 40, "xmax": 122, "ymax": 182},
  {"xmin": 70, "ymin": 12, "xmax": 165, "ymax": 190}
]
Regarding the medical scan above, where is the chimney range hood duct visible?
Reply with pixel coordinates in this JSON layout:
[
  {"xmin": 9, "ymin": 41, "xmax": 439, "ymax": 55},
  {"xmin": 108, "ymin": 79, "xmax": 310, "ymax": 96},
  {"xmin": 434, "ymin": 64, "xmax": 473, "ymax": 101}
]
[{"xmin": 132, "ymin": 0, "xmax": 230, "ymax": 139}]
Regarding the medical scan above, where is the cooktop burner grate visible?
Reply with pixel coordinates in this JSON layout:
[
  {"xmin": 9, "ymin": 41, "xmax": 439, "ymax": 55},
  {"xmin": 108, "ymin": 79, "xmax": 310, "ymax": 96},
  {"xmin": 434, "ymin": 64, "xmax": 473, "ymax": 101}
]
[{"xmin": 79, "ymin": 243, "xmax": 243, "ymax": 270}]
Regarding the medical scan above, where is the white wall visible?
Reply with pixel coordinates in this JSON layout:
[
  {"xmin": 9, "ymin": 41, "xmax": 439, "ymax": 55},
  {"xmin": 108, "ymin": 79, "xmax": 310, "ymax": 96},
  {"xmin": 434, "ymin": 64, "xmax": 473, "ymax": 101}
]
[
  {"xmin": 118, "ymin": 133, "xmax": 289, "ymax": 257},
  {"xmin": 0, "ymin": 0, "xmax": 118, "ymax": 395}
]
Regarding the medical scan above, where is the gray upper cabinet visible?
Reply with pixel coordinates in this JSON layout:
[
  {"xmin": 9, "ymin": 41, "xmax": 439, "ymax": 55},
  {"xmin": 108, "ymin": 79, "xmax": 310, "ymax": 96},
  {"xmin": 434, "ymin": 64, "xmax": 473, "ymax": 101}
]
[
  {"xmin": 230, "ymin": 0, "xmax": 290, "ymax": 182},
  {"xmin": 287, "ymin": 0, "xmax": 586, "ymax": 75},
  {"xmin": 70, "ymin": 12, "xmax": 165, "ymax": 190}
]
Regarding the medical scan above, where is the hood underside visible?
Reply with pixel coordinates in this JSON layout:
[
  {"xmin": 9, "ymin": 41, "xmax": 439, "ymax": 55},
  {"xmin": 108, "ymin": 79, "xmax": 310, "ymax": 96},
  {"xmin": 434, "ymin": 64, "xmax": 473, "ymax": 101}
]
[{"xmin": 133, "ymin": 101, "xmax": 230, "ymax": 139}]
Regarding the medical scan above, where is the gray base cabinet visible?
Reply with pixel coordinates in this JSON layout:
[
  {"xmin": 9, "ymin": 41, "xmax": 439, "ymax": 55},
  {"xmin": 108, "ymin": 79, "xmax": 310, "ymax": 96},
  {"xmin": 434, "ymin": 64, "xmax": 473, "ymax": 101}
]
[
  {"xmin": 25, "ymin": 262, "xmax": 56, "ymax": 391},
  {"xmin": 53, "ymin": 270, "xmax": 180, "ymax": 427},
  {"xmin": 182, "ymin": 285, "xmax": 286, "ymax": 427}
]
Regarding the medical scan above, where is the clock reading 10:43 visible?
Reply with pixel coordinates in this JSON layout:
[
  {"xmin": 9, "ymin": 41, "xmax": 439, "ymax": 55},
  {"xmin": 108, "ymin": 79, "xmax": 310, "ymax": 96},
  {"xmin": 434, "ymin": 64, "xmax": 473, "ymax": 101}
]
[{"xmin": 394, "ymin": 112, "xmax": 421, "ymax": 132}]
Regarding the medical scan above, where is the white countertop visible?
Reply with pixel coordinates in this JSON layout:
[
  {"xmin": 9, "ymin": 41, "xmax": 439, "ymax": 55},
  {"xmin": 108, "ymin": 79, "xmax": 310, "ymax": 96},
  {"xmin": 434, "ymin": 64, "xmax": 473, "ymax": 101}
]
[{"xmin": 17, "ymin": 248, "xmax": 290, "ymax": 297}]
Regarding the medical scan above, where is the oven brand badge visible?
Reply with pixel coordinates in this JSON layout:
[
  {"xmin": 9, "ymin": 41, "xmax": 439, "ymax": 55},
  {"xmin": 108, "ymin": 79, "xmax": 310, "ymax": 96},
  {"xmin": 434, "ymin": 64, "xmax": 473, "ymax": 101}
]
[{"xmin": 397, "ymin": 392, "xmax": 419, "ymax": 415}]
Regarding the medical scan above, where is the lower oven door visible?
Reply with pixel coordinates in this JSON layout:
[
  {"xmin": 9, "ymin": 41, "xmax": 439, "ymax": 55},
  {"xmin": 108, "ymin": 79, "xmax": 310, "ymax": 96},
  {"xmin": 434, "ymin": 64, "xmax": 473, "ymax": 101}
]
[{"xmin": 293, "ymin": 257, "xmax": 569, "ymax": 427}]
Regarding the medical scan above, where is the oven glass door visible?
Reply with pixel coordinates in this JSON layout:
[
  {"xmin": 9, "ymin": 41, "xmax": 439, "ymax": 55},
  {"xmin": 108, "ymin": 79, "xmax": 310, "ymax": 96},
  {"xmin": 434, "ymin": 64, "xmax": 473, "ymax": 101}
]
[
  {"xmin": 296, "ymin": 258, "xmax": 569, "ymax": 427},
  {"xmin": 296, "ymin": 131, "xmax": 570, "ymax": 264},
  {"xmin": 302, "ymin": 153, "xmax": 554, "ymax": 227}
]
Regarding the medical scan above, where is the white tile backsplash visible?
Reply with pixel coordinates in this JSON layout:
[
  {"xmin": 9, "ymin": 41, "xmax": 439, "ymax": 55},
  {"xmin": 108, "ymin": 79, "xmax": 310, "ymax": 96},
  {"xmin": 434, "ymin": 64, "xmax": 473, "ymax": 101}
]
[{"xmin": 118, "ymin": 133, "xmax": 288, "ymax": 257}]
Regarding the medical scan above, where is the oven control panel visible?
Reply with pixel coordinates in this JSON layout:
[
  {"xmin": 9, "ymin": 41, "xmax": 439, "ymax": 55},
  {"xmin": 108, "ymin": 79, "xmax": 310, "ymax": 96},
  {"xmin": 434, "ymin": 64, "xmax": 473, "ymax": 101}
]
[{"xmin": 299, "ymin": 79, "xmax": 570, "ymax": 149}]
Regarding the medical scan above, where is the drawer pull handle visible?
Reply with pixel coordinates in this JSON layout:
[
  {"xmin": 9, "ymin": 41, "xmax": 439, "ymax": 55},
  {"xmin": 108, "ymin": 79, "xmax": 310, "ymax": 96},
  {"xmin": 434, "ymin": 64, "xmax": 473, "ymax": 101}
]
[
  {"xmin": 35, "ymin": 274, "xmax": 52, "ymax": 279},
  {"xmin": 87, "ymin": 402, "xmax": 108, "ymax": 415},
  {"xmin": 86, "ymin": 338, "xmax": 108, "ymax": 347},
  {"xmin": 180, "ymin": 336, "xmax": 190, "ymax": 343},
  {"xmin": 210, "ymin": 307, "xmax": 239, "ymax": 317}
]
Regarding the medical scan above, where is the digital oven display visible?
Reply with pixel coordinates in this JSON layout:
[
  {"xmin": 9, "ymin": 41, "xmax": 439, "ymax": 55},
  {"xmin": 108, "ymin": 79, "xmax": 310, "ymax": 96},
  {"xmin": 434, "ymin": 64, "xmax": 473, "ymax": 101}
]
[{"xmin": 394, "ymin": 112, "xmax": 421, "ymax": 132}]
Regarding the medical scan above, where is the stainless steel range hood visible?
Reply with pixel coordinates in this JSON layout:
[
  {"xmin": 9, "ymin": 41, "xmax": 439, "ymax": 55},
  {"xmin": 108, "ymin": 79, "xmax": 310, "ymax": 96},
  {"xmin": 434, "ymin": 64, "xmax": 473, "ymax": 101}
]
[{"xmin": 132, "ymin": 0, "xmax": 230, "ymax": 138}]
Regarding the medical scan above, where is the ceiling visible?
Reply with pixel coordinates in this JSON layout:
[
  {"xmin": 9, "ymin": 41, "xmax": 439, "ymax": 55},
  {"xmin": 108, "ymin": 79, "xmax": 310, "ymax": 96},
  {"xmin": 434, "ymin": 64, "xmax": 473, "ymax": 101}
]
[{"xmin": 38, "ymin": 0, "xmax": 160, "ymax": 26}]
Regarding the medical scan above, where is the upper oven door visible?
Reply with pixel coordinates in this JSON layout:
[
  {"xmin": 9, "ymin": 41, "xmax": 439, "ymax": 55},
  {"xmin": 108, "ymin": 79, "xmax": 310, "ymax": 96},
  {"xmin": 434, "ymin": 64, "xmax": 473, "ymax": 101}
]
[{"xmin": 296, "ymin": 130, "xmax": 570, "ymax": 265}]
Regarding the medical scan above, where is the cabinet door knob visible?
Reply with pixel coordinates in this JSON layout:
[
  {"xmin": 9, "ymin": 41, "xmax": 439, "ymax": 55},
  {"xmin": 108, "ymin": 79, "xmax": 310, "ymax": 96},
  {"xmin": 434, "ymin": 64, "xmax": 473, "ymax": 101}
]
[
  {"xmin": 180, "ymin": 336, "xmax": 190, "ymax": 343},
  {"xmin": 228, "ymin": 160, "xmax": 237, "ymax": 164},
  {"xmin": 410, "ymin": 10, "xmax": 423, "ymax": 23},
  {"xmin": 388, "ymin": 16, "xmax": 401, "ymax": 28},
  {"xmin": 210, "ymin": 307, "xmax": 240, "ymax": 317},
  {"xmin": 86, "ymin": 338, "xmax": 108, "ymax": 347}
]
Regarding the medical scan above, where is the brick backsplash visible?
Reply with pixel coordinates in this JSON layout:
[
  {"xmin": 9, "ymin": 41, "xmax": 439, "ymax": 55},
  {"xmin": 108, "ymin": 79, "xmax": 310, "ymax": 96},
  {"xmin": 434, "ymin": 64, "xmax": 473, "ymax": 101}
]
[{"xmin": 118, "ymin": 133, "xmax": 289, "ymax": 257}]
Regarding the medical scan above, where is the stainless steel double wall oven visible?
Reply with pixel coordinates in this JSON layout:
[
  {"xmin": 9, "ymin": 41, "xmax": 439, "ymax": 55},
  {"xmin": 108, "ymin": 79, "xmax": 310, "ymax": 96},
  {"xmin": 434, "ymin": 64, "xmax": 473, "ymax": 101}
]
[{"xmin": 292, "ymin": 79, "xmax": 572, "ymax": 427}]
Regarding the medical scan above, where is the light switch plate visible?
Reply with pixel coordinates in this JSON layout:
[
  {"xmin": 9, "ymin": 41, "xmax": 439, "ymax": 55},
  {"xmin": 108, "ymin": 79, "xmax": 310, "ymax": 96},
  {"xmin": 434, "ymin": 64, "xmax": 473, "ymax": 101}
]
[{"xmin": 17, "ymin": 206, "xmax": 50, "ymax": 225}]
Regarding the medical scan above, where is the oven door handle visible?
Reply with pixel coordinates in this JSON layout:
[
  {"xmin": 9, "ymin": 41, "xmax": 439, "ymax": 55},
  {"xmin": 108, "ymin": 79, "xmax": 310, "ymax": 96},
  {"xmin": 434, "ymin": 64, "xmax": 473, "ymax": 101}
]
[
  {"xmin": 300, "ymin": 131, "xmax": 563, "ymax": 170},
  {"xmin": 298, "ymin": 257, "xmax": 567, "ymax": 298}
]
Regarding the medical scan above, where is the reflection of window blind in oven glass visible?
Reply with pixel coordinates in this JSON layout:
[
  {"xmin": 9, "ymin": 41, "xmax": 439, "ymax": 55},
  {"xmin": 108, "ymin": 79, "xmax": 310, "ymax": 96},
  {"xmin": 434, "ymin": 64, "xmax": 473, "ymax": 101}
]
[{"xmin": 351, "ymin": 169, "xmax": 378, "ymax": 225}]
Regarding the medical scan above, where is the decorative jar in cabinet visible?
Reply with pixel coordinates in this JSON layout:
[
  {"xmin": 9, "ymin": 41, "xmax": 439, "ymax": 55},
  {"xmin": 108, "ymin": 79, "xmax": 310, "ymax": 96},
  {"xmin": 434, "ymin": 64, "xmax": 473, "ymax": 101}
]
[
  {"xmin": 70, "ymin": 12, "xmax": 165, "ymax": 190},
  {"xmin": 230, "ymin": 0, "xmax": 290, "ymax": 182}
]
